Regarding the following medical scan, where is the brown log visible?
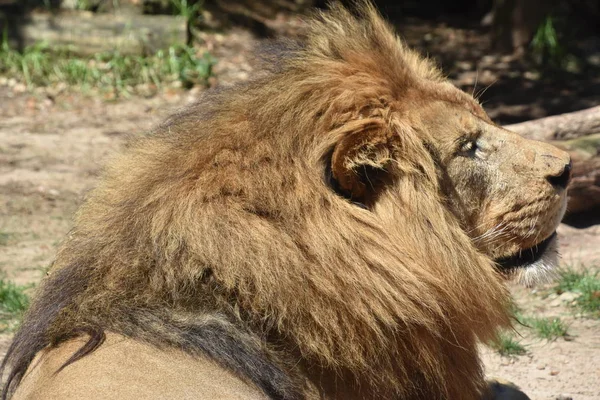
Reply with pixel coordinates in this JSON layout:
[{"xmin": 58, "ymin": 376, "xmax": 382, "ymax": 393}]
[
  {"xmin": 15, "ymin": 11, "xmax": 186, "ymax": 55},
  {"xmin": 552, "ymin": 134, "xmax": 600, "ymax": 215},
  {"xmin": 505, "ymin": 105, "xmax": 600, "ymax": 141},
  {"xmin": 504, "ymin": 108, "xmax": 600, "ymax": 215}
]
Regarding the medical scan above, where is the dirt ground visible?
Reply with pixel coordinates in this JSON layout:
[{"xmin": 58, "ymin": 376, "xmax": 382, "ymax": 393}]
[
  {"xmin": 482, "ymin": 224, "xmax": 600, "ymax": 400},
  {"xmin": 1, "ymin": 18, "xmax": 599, "ymax": 400}
]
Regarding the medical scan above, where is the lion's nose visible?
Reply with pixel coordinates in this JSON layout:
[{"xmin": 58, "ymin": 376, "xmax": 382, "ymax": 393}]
[{"xmin": 547, "ymin": 160, "xmax": 572, "ymax": 189}]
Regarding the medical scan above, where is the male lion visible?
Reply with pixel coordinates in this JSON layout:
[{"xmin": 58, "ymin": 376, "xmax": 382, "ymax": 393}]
[{"xmin": 1, "ymin": 3, "xmax": 570, "ymax": 400}]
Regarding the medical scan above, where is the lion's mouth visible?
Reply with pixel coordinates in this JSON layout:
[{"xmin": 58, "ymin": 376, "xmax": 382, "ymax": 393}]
[{"xmin": 495, "ymin": 232, "xmax": 557, "ymax": 271}]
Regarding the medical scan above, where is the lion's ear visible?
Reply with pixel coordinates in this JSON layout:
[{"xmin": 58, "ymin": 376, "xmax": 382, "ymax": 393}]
[{"xmin": 330, "ymin": 119, "xmax": 397, "ymax": 204}]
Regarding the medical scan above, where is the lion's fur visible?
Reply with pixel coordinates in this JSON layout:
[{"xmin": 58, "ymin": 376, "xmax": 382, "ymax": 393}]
[
  {"xmin": 2, "ymin": 3, "xmax": 571, "ymax": 400},
  {"xmin": 11, "ymin": 333, "xmax": 269, "ymax": 400}
]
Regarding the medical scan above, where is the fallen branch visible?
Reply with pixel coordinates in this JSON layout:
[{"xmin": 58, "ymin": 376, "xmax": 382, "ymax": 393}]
[
  {"xmin": 553, "ymin": 134, "xmax": 600, "ymax": 214},
  {"xmin": 505, "ymin": 105, "xmax": 600, "ymax": 141},
  {"xmin": 504, "ymin": 109, "xmax": 600, "ymax": 215}
]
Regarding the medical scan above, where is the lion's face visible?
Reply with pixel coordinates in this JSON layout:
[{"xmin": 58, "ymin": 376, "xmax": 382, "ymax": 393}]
[
  {"xmin": 326, "ymin": 83, "xmax": 569, "ymax": 287},
  {"xmin": 419, "ymin": 101, "xmax": 570, "ymax": 282}
]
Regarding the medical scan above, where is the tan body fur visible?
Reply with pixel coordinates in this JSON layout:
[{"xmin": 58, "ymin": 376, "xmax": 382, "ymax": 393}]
[
  {"xmin": 2, "ymin": 3, "xmax": 570, "ymax": 400},
  {"xmin": 14, "ymin": 333, "xmax": 267, "ymax": 400}
]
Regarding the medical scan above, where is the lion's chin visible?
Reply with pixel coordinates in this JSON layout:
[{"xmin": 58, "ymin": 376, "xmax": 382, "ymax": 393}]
[{"xmin": 495, "ymin": 232, "xmax": 560, "ymax": 287}]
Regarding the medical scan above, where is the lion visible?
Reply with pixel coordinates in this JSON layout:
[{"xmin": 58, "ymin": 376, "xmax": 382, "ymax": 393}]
[{"xmin": 1, "ymin": 3, "xmax": 570, "ymax": 400}]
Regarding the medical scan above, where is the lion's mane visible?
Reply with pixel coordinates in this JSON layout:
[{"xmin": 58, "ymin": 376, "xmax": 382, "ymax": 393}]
[{"xmin": 2, "ymin": 3, "xmax": 511, "ymax": 400}]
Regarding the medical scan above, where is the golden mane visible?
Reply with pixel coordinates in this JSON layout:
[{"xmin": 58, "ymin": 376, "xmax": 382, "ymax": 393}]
[{"xmin": 2, "ymin": 3, "xmax": 512, "ymax": 400}]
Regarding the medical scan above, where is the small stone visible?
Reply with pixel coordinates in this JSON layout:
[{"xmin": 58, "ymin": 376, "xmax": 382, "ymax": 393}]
[
  {"xmin": 43, "ymin": 97, "xmax": 54, "ymax": 108},
  {"xmin": 481, "ymin": 55, "xmax": 497, "ymax": 64},
  {"xmin": 587, "ymin": 54, "xmax": 600, "ymax": 66},
  {"xmin": 549, "ymin": 370, "xmax": 560, "ymax": 376},
  {"xmin": 549, "ymin": 298, "xmax": 562, "ymax": 307},
  {"xmin": 26, "ymin": 97, "xmax": 37, "ymax": 110},
  {"xmin": 456, "ymin": 61, "xmax": 473, "ymax": 71},
  {"xmin": 558, "ymin": 291, "xmax": 579, "ymax": 303},
  {"xmin": 13, "ymin": 83, "xmax": 27, "ymax": 93},
  {"xmin": 524, "ymin": 71, "xmax": 540, "ymax": 80}
]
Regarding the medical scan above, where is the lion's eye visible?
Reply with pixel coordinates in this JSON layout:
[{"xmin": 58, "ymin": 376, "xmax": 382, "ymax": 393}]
[{"xmin": 459, "ymin": 140, "xmax": 477, "ymax": 155}]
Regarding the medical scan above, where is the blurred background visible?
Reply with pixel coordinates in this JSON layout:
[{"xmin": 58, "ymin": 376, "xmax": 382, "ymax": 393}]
[{"xmin": 0, "ymin": 1, "xmax": 599, "ymax": 399}]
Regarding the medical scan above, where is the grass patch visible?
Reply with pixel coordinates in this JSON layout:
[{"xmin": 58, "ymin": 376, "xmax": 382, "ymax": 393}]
[
  {"xmin": 0, "ymin": 232, "xmax": 11, "ymax": 246},
  {"xmin": 0, "ymin": 279, "xmax": 30, "ymax": 333},
  {"xmin": 531, "ymin": 15, "xmax": 564, "ymax": 67},
  {"xmin": 74, "ymin": 0, "xmax": 95, "ymax": 10},
  {"xmin": 520, "ymin": 316, "xmax": 569, "ymax": 340},
  {"xmin": 171, "ymin": 0, "xmax": 203, "ymax": 20},
  {"xmin": 555, "ymin": 267, "xmax": 600, "ymax": 317},
  {"xmin": 490, "ymin": 332, "xmax": 527, "ymax": 356},
  {"xmin": 0, "ymin": 35, "xmax": 215, "ymax": 96}
]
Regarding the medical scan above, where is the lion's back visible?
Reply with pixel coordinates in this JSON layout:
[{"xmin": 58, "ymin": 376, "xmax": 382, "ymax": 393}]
[{"xmin": 13, "ymin": 333, "xmax": 267, "ymax": 400}]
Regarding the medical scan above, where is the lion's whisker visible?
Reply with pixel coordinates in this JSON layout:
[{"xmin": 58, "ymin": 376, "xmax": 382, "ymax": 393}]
[
  {"xmin": 472, "ymin": 222, "xmax": 507, "ymax": 244},
  {"xmin": 471, "ymin": 70, "xmax": 479, "ymax": 98},
  {"xmin": 474, "ymin": 79, "xmax": 497, "ymax": 102}
]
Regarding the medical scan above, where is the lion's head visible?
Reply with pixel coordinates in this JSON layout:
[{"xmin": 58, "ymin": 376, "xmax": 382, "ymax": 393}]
[
  {"xmin": 419, "ymin": 100, "xmax": 570, "ymax": 285},
  {"xmin": 2, "ymin": 3, "xmax": 570, "ymax": 400}
]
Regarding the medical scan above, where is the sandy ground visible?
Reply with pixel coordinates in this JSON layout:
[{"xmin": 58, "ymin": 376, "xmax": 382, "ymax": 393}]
[{"xmin": 1, "ymin": 21, "xmax": 599, "ymax": 399}]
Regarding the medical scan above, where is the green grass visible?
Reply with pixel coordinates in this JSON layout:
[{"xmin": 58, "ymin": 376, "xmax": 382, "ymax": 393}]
[
  {"xmin": 171, "ymin": 0, "xmax": 203, "ymax": 20},
  {"xmin": 490, "ymin": 332, "xmax": 527, "ymax": 356},
  {"xmin": 76, "ymin": 0, "xmax": 202, "ymax": 15},
  {"xmin": 554, "ymin": 267, "xmax": 600, "ymax": 317},
  {"xmin": 531, "ymin": 16, "xmax": 563, "ymax": 66},
  {"xmin": 74, "ymin": 0, "xmax": 95, "ymax": 10},
  {"xmin": 0, "ymin": 279, "xmax": 30, "ymax": 333},
  {"xmin": 0, "ymin": 36, "xmax": 215, "ymax": 97},
  {"xmin": 0, "ymin": 232, "xmax": 11, "ymax": 246},
  {"xmin": 520, "ymin": 316, "xmax": 569, "ymax": 340}
]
